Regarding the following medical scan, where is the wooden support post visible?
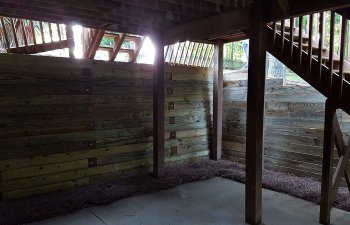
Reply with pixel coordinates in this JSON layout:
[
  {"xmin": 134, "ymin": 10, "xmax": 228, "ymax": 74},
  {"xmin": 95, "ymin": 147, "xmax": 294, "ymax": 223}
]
[
  {"xmin": 65, "ymin": 25, "xmax": 75, "ymax": 58},
  {"xmin": 328, "ymin": 12, "xmax": 335, "ymax": 95},
  {"xmin": 152, "ymin": 34, "xmax": 165, "ymax": 178},
  {"xmin": 245, "ymin": 1, "xmax": 267, "ymax": 224},
  {"xmin": 320, "ymin": 99, "xmax": 336, "ymax": 225},
  {"xmin": 212, "ymin": 42, "xmax": 223, "ymax": 160}
]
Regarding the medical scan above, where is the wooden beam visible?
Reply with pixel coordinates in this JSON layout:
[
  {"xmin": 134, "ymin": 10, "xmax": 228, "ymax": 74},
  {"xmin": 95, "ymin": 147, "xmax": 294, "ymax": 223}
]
[
  {"xmin": 320, "ymin": 99, "xmax": 336, "ymax": 225},
  {"xmin": 7, "ymin": 40, "xmax": 69, "ymax": 54},
  {"xmin": 264, "ymin": 0, "xmax": 350, "ymax": 22},
  {"xmin": 162, "ymin": 6, "xmax": 251, "ymax": 45},
  {"xmin": 65, "ymin": 25, "xmax": 75, "ymax": 58},
  {"xmin": 152, "ymin": 34, "xmax": 165, "ymax": 178},
  {"xmin": 130, "ymin": 37, "xmax": 146, "ymax": 63},
  {"xmin": 109, "ymin": 33, "xmax": 126, "ymax": 61},
  {"xmin": 163, "ymin": 0, "xmax": 350, "ymax": 45},
  {"xmin": 245, "ymin": 0, "xmax": 267, "ymax": 224},
  {"xmin": 337, "ymin": 7, "xmax": 350, "ymax": 20},
  {"xmin": 334, "ymin": 118, "xmax": 350, "ymax": 193},
  {"xmin": 85, "ymin": 29, "xmax": 104, "ymax": 59},
  {"xmin": 212, "ymin": 42, "xmax": 223, "ymax": 160},
  {"xmin": 276, "ymin": 0, "xmax": 290, "ymax": 16}
]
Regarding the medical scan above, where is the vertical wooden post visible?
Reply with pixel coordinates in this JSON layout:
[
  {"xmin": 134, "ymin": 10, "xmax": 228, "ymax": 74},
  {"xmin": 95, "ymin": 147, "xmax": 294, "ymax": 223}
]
[
  {"xmin": 320, "ymin": 99, "xmax": 336, "ymax": 225},
  {"xmin": 328, "ymin": 11, "xmax": 335, "ymax": 95},
  {"xmin": 65, "ymin": 25, "xmax": 75, "ymax": 58},
  {"xmin": 212, "ymin": 42, "xmax": 224, "ymax": 160},
  {"xmin": 152, "ymin": 34, "xmax": 165, "ymax": 178},
  {"xmin": 245, "ymin": 1, "xmax": 266, "ymax": 225}
]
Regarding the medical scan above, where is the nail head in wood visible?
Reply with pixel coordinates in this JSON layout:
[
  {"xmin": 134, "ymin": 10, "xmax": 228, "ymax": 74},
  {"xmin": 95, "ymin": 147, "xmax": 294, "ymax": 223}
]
[
  {"xmin": 165, "ymin": 72, "xmax": 172, "ymax": 80},
  {"xmin": 171, "ymin": 146, "xmax": 178, "ymax": 156},
  {"xmin": 88, "ymin": 158, "xmax": 97, "ymax": 167},
  {"xmin": 169, "ymin": 116, "xmax": 175, "ymax": 124},
  {"xmin": 168, "ymin": 102, "xmax": 175, "ymax": 110},
  {"xmin": 170, "ymin": 131, "xmax": 176, "ymax": 139}
]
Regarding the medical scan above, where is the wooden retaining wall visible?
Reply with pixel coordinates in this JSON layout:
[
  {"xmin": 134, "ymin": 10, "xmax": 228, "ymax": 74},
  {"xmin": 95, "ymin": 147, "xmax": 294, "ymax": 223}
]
[
  {"xmin": 0, "ymin": 54, "xmax": 212, "ymax": 200},
  {"xmin": 223, "ymin": 77, "xmax": 350, "ymax": 180}
]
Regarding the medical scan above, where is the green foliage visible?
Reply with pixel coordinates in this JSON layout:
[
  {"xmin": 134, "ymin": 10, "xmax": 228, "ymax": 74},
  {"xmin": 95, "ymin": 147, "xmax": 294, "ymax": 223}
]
[
  {"xmin": 223, "ymin": 41, "xmax": 246, "ymax": 70},
  {"xmin": 100, "ymin": 37, "xmax": 114, "ymax": 47},
  {"xmin": 224, "ymin": 41, "xmax": 245, "ymax": 62}
]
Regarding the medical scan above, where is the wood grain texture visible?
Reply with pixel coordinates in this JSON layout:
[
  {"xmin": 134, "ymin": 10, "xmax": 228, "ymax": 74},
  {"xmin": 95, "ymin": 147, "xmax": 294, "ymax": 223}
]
[
  {"xmin": 0, "ymin": 54, "xmax": 212, "ymax": 200},
  {"xmin": 223, "ymin": 78, "xmax": 350, "ymax": 186}
]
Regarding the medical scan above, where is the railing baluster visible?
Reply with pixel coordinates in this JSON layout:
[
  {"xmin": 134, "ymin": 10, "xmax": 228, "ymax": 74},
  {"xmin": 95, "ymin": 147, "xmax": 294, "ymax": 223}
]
[
  {"xmin": 10, "ymin": 18, "xmax": 19, "ymax": 48},
  {"xmin": 191, "ymin": 43, "xmax": 201, "ymax": 66},
  {"xmin": 180, "ymin": 41, "xmax": 190, "ymax": 64},
  {"xmin": 168, "ymin": 45, "xmax": 175, "ymax": 64},
  {"xmin": 20, "ymin": 19, "xmax": 28, "ymax": 47},
  {"xmin": 339, "ymin": 16, "xmax": 347, "ymax": 100},
  {"xmin": 200, "ymin": 44, "xmax": 209, "ymax": 67},
  {"xmin": 318, "ymin": 12, "xmax": 325, "ymax": 82},
  {"xmin": 0, "ymin": 17, "xmax": 10, "ymax": 50},
  {"xmin": 347, "ymin": 22, "xmax": 350, "ymax": 61},
  {"xmin": 189, "ymin": 43, "xmax": 198, "ymax": 66},
  {"xmin": 48, "ymin": 23, "xmax": 53, "ymax": 42},
  {"xmin": 204, "ymin": 46, "xmax": 213, "ymax": 67},
  {"xmin": 30, "ymin": 20, "xmax": 36, "ymax": 45},
  {"xmin": 39, "ymin": 21, "xmax": 45, "ymax": 43},
  {"xmin": 290, "ymin": 17, "xmax": 294, "ymax": 62},
  {"xmin": 195, "ymin": 43, "xmax": 205, "ymax": 66},
  {"xmin": 272, "ymin": 22, "xmax": 277, "ymax": 44},
  {"xmin": 338, "ymin": 18, "xmax": 343, "ymax": 55},
  {"xmin": 208, "ymin": 46, "xmax": 215, "ymax": 67},
  {"xmin": 299, "ymin": 16, "xmax": 303, "ymax": 68},
  {"xmin": 185, "ymin": 42, "xmax": 194, "ymax": 65},
  {"xmin": 308, "ymin": 14, "xmax": 314, "ymax": 77},
  {"xmin": 173, "ymin": 42, "xmax": 182, "ymax": 64},
  {"xmin": 164, "ymin": 45, "xmax": 170, "ymax": 62},
  {"xmin": 329, "ymin": 11, "xmax": 335, "ymax": 95},
  {"xmin": 178, "ymin": 42, "xmax": 186, "ymax": 64},
  {"xmin": 281, "ymin": 20, "xmax": 285, "ymax": 55},
  {"xmin": 57, "ymin": 24, "xmax": 62, "ymax": 41}
]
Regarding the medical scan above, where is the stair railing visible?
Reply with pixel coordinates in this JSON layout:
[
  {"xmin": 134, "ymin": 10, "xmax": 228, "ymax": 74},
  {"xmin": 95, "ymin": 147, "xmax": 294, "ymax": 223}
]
[
  {"xmin": 270, "ymin": 10, "xmax": 350, "ymax": 102},
  {"xmin": 0, "ymin": 16, "xmax": 73, "ymax": 55}
]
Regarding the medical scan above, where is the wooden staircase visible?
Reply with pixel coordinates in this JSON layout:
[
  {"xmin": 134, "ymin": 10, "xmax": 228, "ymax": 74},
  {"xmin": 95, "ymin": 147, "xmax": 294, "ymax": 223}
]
[
  {"xmin": 82, "ymin": 28, "xmax": 145, "ymax": 62},
  {"xmin": 0, "ymin": 16, "xmax": 74, "ymax": 56},
  {"xmin": 266, "ymin": 13, "xmax": 350, "ymax": 115},
  {"xmin": 266, "ymin": 11, "xmax": 350, "ymax": 225}
]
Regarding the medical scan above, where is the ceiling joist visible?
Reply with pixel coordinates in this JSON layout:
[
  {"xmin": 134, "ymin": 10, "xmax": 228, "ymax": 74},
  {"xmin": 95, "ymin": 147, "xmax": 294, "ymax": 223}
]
[{"xmin": 162, "ymin": 6, "xmax": 251, "ymax": 45}]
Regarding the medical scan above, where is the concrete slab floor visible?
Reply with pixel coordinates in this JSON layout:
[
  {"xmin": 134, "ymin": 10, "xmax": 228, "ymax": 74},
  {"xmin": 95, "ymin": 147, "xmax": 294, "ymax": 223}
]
[{"xmin": 29, "ymin": 177, "xmax": 350, "ymax": 225}]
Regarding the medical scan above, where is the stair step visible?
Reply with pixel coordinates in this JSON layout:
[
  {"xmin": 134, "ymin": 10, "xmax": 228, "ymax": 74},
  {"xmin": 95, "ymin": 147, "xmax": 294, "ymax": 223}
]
[
  {"xmin": 275, "ymin": 23, "xmax": 293, "ymax": 32},
  {"xmin": 313, "ymin": 55, "xmax": 341, "ymax": 62},
  {"xmin": 298, "ymin": 43, "xmax": 327, "ymax": 52},
  {"xmin": 334, "ymin": 70, "xmax": 350, "ymax": 75},
  {"xmin": 276, "ymin": 28, "xmax": 309, "ymax": 37}
]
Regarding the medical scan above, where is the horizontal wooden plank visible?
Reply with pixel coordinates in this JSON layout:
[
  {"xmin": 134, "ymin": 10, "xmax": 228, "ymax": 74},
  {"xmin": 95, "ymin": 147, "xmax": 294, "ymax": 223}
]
[
  {"xmin": 1, "ymin": 159, "xmax": 88, "ymax": 180},
  {"xmin": 2, "ymin": 177, "xmax": 90, "ymax": 200},
  {"xmin": 0, "ymin": 159, "xmax": 151, "ymax": 192},
  {"xmin": 0, "ymin": 142, "xmax": 151, "ymax": 171}
]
